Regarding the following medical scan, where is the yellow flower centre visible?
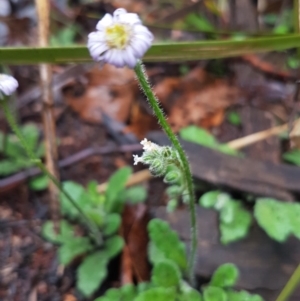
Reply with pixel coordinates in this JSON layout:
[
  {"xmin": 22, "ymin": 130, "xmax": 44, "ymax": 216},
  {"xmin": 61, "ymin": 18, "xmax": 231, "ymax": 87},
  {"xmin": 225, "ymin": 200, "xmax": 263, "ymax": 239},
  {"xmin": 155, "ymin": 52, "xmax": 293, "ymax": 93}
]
[{"xmin": 105, "ymin": 24, "xmax": 130, "ymax": 49}]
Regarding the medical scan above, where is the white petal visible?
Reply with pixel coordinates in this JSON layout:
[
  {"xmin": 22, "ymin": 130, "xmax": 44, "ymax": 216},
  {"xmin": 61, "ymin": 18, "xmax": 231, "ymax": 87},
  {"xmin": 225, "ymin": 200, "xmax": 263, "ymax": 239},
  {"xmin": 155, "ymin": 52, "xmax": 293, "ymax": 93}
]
[
  {"xmin": 118, "ymin": 13, "xmax": 142, "ymax": 25},
  {"xmin": 87, "ymin": 32, "xmax": 108, "ymax": 59},
  {"xmin": 96, "ymin": 14, "xmax": 113, "ymax": 30},
  {"xmin": 103, "ymin": 49, "xmax": 115, "ymax": 65},
  {"xmin": 133, "ymin": 154, "xmax": 141, "ymax": 165},
  {"xmin": 109, "ymin": 49, "xmax": 125, "ymax": 68},
  {"xmin": 0, "ymin": 74, "xmax": 18, "ymax": 96},
  {"xmin": 133, "ymin": 24, "xmax": 153, "ymax": 39},
  {"xmin": 113, "ymin": 8, "xmax": 127, "ymax": 19},
  {"xmin": 122, "ymin": 48, "xmax": 138, "ymax": 68},
  {"xmin": 129, "ymin": 40, "xmax": 150, "ymax": 58}
]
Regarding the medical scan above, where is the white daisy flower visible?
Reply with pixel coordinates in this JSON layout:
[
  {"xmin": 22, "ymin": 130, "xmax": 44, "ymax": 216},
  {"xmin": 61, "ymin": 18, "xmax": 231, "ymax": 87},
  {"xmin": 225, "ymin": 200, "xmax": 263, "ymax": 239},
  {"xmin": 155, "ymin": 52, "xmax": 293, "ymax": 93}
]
[
  {"xmin": 87, "ymin": 8, "xmax": 153, "ymax": 68},
  {"xmin": 0, "ymin": 74, "xmax": 18, "ymax": 97}
]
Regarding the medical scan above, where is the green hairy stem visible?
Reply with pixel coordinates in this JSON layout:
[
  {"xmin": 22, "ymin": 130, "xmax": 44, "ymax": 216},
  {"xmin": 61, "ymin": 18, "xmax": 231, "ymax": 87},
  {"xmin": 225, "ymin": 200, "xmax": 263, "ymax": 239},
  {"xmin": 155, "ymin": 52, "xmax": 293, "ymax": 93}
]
[{"xmin": 134, "ymin": 62, "xmax": 197, "ymax": 285}]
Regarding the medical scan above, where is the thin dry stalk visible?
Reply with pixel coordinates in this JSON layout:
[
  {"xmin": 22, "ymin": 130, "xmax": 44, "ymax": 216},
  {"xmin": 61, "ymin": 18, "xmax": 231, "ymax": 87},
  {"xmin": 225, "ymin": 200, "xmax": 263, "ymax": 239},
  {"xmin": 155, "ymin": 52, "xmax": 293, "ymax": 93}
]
[
  {"xmin": 35, "ymin": 0, "xmax": 60, "ymax": 230},
  {"xmin": 227, "ymin": 123, "xmax": 288, "ymax": 150}
]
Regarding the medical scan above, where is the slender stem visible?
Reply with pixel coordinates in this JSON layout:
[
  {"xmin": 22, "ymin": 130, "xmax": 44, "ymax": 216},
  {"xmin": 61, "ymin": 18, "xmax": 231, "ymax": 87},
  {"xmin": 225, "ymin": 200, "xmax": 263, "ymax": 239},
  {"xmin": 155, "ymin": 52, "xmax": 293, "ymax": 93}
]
[
  {"xmin": 276, "ymin": 264, "xmax": 300, "ymax": 301},
  {"xmin": 0, "ymin": 97, "xmax": 102, "ymax": 245},
  {"xmin": 134, "ymin": 62, "xmax": 197, "ymax": 284}
]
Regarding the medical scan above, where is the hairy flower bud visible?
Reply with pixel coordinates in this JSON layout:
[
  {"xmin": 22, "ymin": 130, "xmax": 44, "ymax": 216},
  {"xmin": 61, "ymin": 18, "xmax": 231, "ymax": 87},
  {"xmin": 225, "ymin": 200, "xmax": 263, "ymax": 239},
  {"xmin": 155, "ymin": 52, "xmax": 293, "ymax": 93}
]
[
  {"xmin": 164, "ymin": 170, "xmax": 181, "ymax": 184},
  {"xmin": 149, "ymin": 158, "xmax": 166, "ymax": 176},
  {"xmin": 166, "ymin": 185, "xmax": 182, "ymax": 198}
]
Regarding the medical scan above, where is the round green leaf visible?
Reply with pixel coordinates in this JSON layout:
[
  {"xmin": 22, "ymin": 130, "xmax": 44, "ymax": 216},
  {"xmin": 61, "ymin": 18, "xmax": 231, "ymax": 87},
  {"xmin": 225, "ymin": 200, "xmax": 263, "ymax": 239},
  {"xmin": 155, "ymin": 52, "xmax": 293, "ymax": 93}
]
[
  {"xmin": 152, "ymin": 260, "xmax": 181, "ymax": 288},
  {"xmin": 77, "ymin": 251, "xmax": 109, "ymax": 297},
  {"xmin": 210, "ymin": 263, "xmax": 239, "ymax": 288},
  {"xmin": 199, "ymin": 191, "xmax": 220, "ymax": 208},
  {"xmin": 203, "ymin": 286, "xmax": 227, "ymax": 301},
  {"xmin": 133, "ymin": 287, "xmax": 176, "ymax": 301},
  {"xmin": 254, "ymin": 199, "xmax": 290, "ymax": 242}
]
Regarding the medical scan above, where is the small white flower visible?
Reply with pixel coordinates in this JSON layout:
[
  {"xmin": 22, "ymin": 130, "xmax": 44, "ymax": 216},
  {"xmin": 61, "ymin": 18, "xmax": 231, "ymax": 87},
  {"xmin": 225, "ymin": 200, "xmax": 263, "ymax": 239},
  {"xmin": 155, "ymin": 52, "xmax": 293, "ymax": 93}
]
[
  {"xmin": 87, "ymin": 8, "xmax": 153, "ymax": 68},
  {"xmin": 0, "ymin": 74, "xmax": 18, "ymax": 97},
  {"xmin": 140, "ymin": 138, "xmax": 159, "ymax": 151},
  {"xmin": 133, "ymin": 154, "xmax": 142, "ymax": 165}
]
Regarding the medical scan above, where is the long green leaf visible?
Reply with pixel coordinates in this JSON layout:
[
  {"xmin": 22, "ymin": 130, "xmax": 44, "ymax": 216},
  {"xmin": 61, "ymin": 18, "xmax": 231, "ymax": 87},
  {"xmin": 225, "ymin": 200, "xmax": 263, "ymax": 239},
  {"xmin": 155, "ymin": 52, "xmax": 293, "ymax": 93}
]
[{"xmin": 1, "ymin": 34, "xmax": 300, "ymax": 64}]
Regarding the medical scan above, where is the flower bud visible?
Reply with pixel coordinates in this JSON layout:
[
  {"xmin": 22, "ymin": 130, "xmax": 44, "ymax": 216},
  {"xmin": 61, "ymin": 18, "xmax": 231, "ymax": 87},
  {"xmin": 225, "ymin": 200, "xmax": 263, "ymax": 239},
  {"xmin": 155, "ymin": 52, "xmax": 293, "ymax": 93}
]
[
  {"xmin": 166, "ymin": 185, "xmax": 182, "ymax": 198},
  {"xmin": 149, "ymin": 158, "xmax": 166, "ymax": 176},
  {"xmin": 167, "ymin": 199, "xmax": 178, "ymax": 212},
  {"xmin": 164, "ymin": 170, "xmax": 181, "ymax": 184},
  {"xmin": 161, "ymin": 147, "xmax": 173, "ymax": 158}
]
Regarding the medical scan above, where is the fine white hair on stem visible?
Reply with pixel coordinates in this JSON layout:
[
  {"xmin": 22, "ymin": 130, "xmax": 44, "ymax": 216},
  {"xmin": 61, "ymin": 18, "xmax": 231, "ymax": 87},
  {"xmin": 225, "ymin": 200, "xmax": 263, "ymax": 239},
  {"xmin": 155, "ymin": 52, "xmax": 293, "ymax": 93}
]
[
  {"xmin": 0, "ymin": 74, "xmax": 18, "ymax": 97},
  {"xmin": 87, "ymin": 8, "xmax": 153, "ymax": 69}
]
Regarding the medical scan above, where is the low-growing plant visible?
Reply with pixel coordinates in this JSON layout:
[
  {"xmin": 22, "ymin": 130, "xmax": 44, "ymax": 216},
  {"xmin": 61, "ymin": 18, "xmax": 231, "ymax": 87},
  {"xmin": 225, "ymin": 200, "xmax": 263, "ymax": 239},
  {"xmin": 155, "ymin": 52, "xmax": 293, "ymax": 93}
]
[
  {"xmin": 0, "ymin": 124, "xmax": 43, "ymax": 176},
  {"xmin": 199, "ymin": 191, "xmax": 252, "ymax": 244},
  {"xmin": 42, "ymin": 167, "xmax": 147, "ymax": 297},
  {"xmin": 199, "ymin": 191, "xmax": 300, "ymax": 244},
  {"xmin": 96, "ymin": 218, "xmax": 264, "ymax": 301}
]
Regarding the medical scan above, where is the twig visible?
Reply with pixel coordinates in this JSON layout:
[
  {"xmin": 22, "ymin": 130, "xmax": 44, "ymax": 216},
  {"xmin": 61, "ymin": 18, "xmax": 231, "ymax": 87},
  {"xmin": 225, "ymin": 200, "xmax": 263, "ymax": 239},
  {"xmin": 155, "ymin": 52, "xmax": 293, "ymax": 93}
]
[
  {"xmin": 35, "ymin": 0, "xmax": 60, "ymax": 231},
  {"xmin": 227, "ymin": 123, "xmax": 289, "ymax": 150},
  {"xmin": 98, "ymin": 169, "xmax": 151, "ymax": 193},
  {"xmin": 0, "ymin": 144, "xmax": 142, "ymax": 194}
]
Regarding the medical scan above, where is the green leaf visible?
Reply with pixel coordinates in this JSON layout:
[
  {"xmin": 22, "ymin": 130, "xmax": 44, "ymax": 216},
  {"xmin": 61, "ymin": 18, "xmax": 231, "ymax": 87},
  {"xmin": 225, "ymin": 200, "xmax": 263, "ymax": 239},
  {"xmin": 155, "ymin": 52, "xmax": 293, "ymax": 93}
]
[
  {"xmin": 219, "ymin": 201, "xmax": 252, "ymax": 244},
  {"xmin": 226, "ymin": 290, "xmax": 264, "ymax": 301},
  {"xmin": 179, "ymin": 282, "xmax": 203, "ymax": 301},
  {"xmin": 185, "ymin": 13, "xmax": 216, "ymax": 32},
  {"xmin": 105, "ymin": 167, "xmax": 132, "ymax": 213},
  {"xmin": 120, "ymin": 284, "xmax": 137, "ymax": 301},
  {"xmin": 210, "ymin": 263, "xmax": 239, "ymax": 288},
  {"xmin": 0, "ymin": 159, "xmax": 24, "ymax": 176},
  {"xmin": 104, "ymin": 235, "xmax": 124, "ymax": 259},
  {"xmin": 85, "ymin": 209, "xmax": 104, "ymax": 227},
  {"xmin": 287, "ymin": 56, "xmax": 300, "ymax": 69},
  {"xmin": 179, "ymin": 289, "xmax": 202, "ymax": 301},
  {"xmin": 77, "ymin": 251, "xmax": 110, "ymax": 297},
  {"xmin": 217, "ymin": 144, "xmax": 240, "ymax": 156},
  {"xmin": 21, "ymin": 124, "xmax": 39, "ymax": 151},
  {"xmin": 180, "ymin": 126, "xmax": 217, "ymax": 148},
  {"xmin": 125, "ymin": 186, "xmax": 147, "ymax": 204},
  {"xmin": 283, "ymin": 149, "xmax": 300, "ymax": 165},
  {"xmin": 203, "ymin": 286, "xmax": 227, "ymax": 301},
  {"xmin": 4, "ymin": 135, "xmax": 25, "ymax": 159},
  {"xmin": 180, "ymin": 126, "xmax": 239, "ymax": 156},
  {"xmin": 286, "ymin": 203, "xmax": 300, "ymax": 239},
  {"xmin": 227, "ymin": 112, "xmax": 242, "ymax": 126},
  {"xmin": 134, "ymin": 287, "xmax": 176, "ymax": 301},
  {"xmin": 58, "ymin": 237, "xmax": 93, "ymax": 265},
  {"xmin": 87, "ymin": 180, "xmax": 105, "ymax": 206},
  {"xmin": 60, "ymin": 181, "xmax": 92, "ymax": 219},
  {"xmin": 4, "ymin": 35, "xmax": 300, "ymax": 64},
  {"xmin": 152, "ymin": 259, "xmax": 181, "ymax": 287},
  {"xmin": 254, "ymin": 198, "xmax": 291, "ymax": 242},
  {"xmin": 137, "ymin": 282, "xmax": 154, "ymax": 293},
  {"xmin": 51, "ymin": 25, "xmax": 78, "ymax": 46},
  {"xmin": 42, "ymin": 220, "xmax": 74, "ymax": 244},
  {"xmin": 148, "ymin": 219, "xmax": 187, "ymax": 271},
  {"xmin": 103, "ymin": 214, "xmax": 121, "ymax": 236},
  {"xmin": 199, "ymin": 191, "xmax": 221, "ymax": 208},
  {"xmin": 29, "ymin": 174, "xmax": 49, "ymax": 191}
]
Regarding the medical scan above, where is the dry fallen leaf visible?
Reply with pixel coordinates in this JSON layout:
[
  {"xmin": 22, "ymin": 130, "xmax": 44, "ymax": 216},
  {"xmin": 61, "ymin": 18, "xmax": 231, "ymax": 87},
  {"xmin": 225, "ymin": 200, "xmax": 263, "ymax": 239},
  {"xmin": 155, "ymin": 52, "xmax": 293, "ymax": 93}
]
[
  {"xmin": 153, "ymin": 67, "xmax": 240, "ymax": 131},
  {"xmin": 121, "ymin": 204, "xmax": 149, "ymax": 283},
  {"xmin": 63, "ymin": 65, "xmax": 137, "ymax": 123}
]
